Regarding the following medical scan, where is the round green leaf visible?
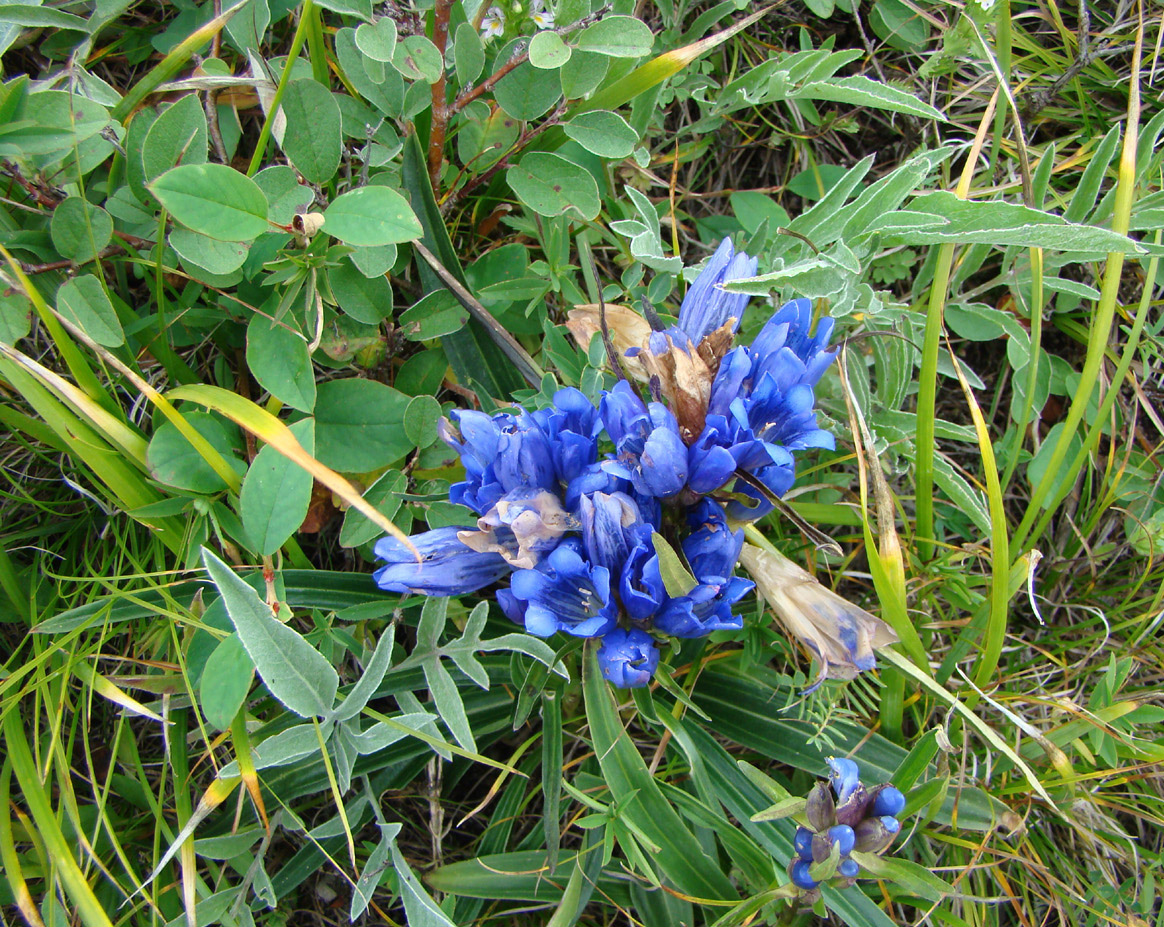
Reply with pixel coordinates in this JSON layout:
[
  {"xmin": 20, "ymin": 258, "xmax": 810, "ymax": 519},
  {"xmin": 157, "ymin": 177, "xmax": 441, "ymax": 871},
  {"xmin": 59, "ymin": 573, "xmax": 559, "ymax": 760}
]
[
  {"xmin": 246, "ymin": 315, "xmax": 316, "ymax": 413},
  {"xmin": 253, "ymin": 165, "xmax": 316, "ymax": 225},
  {"xmin": 199, "ymin": 633, "xmax": 254, "ymax": 731},
  {"xmin": 322, "ymin": 186, "xmax": 422, "ymax": 247},
  {"xmin": 142, "ymin": 93, "xmax": 208, "ymax": 183},
  {"xmin": 507, "ymin": 152, "xmax": 600, "ymax": 221},
  {"xmin": 314, "ymin": 378, "xmax": 413, "ymax": 472},
  {"xmin": 170, "ymin": 228, "xmax": 249, "ymax": 275},
  {"xmin": 494, "ymin": 39, "xmax": 562, "ymax": 120},
  {"xmin": 146, "ymin": 411, "xmax": 244, "ymax": 494},
  {"xmin": 453, "ymin": 21, "xmax": 484, "ymax": 85},
  {"xmin": 394, "ymin": 347, "xmax": 448, "ymax": 396},
  {"xmin": 576, "ymin": 16, "xmax": 653, "ymax": 57},
  {"xmin": 391, "ymin": 34, "xmax": 443, "ymax": 83},
  {"xmin": 563, "ymin": 110, "xmax": 637, "ymax": 158},
  {"xmin": 529, "ymin": 30, "xmax": 571, "ymax": 69},
  {"xmin": 280, "ymin": 79, "xmax": 342, "ymax": 185},
  {"xmin": 56, "ymin": 275, "xmax": 124, "ymax": 347},
  {"xmin": 240, "ymin": 418, "xmax": 315, "ymax": 556},
  {"xmin": 403, "ymin": 394, "xmax": 441, "ymax": 449},
  {"xmin": 559, "ymin": 49, "xmax": 609, "ymax": 100},
  {"xmin": 355, "ymin": 17, "xmax": 397, "ymax": 61},
  {"xmin": 398, "ymin": 290, "xmax": 467, "ymax": 341},
  {"xmin": 339, "ymin": 468, "xmax": 407, "ymax": 548},
  {"xmin": 150, "ymin": 163, "xmax": 270, "ymax": 241},
  {"xmin": 349, "ymin": 243, "xmax": 397, "ymax": 277},
  {"xmin": 50, "ymin": 197, "xmax": 113, "ymax": 263},
  {"xmin": 0, "ymin": 291, "xmax": 32, "ymax": 345},
  {"xmin": 328, "ymin": 259, "xmax": 393, "ymax": 324}
]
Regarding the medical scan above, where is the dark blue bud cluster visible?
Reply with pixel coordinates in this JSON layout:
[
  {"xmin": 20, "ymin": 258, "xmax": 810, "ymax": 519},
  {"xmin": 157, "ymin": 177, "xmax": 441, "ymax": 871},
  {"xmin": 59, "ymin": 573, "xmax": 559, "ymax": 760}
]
[
  {"xmin": 790, "ymin": 757, "xmax": 905, "ymax": 891},
  {"xmin": 374, "ymin": 239, "xmax": 838, "ymax": 687}
]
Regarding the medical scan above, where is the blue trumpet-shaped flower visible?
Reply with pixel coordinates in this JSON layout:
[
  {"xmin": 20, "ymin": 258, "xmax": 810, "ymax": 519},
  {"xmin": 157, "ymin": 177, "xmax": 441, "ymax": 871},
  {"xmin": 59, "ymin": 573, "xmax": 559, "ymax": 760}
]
[
  {"xmin": 597, "ymin": 628, "xmax": 659, "ymax": 688},
  {"xmin": 507, "ymin": 542, "xmax": 618, "ymax": 639},
  {"xmin": 600, "ymin": 381, "xmax": 688, "ymax": 499},
  {"xmin": 373, "ymin": 528, "xmax": 512, "ymax": 596},
  {"xmin": 676, "ymin": 237, "xmax": 759, "ymax": 344}
]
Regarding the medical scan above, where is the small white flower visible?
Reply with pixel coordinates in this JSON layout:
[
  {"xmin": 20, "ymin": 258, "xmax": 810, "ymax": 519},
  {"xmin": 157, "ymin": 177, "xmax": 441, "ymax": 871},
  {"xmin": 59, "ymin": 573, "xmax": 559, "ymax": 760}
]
[
  {"xmin": 481, "ymin": 5, "xmax": 505, "ymax": 39},
  {"xmin": 531, "ymin": 0, "xmax": 555, "ymax": 29}
]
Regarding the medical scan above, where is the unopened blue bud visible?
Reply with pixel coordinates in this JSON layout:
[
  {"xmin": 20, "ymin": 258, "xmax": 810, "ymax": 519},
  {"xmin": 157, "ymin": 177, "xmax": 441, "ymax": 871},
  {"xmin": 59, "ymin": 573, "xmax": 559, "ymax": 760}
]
[
  {"xmin": 837, "ymin": 858, "xmax": 860, "ymax": 879},
  {"xmin": 794, "ymin": 826, "xmax": 815, "ymax": 861},
  {"xmin": 789, "ymin": 859, "xmax": 818, "ymax": 890},
  {"xmin": 871, "ymin": 785, "xmax": 906, "ymax": 817},
  {"xmin": 828, "ymin": 824, "xmax": 855, "ymax": 856}
]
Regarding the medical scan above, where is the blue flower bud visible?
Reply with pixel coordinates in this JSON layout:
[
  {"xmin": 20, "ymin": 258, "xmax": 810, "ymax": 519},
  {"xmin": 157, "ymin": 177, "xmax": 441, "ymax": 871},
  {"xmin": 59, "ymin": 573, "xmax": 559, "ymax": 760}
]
[
  {"xmin": 676, "ymin": 238, "xmax": 758, "ymax": 343},
  {"xmin": 597, "ymin": 628, "xmax": 659, "ymax": 688},
  {"xmin": 871, "ymin": 785, "xmax": 906, "ymax": 817},
  {"xmin": 789, "ymin": 859, "xmax": 818, "ymax": 890},
  {"xmin": 827, "ymin": 757, "xmax": 861, "ymax": 804},
  {"xmin": 828, "ymin": 824, "xmax": 855, "ymax": 856},
  {"xmin": 837, "ymin": 858, "xmax": 860, "ymax": 879},
  {"xmin": 794, "ymin": 826, "xmax": 815, "ymax": 861}
]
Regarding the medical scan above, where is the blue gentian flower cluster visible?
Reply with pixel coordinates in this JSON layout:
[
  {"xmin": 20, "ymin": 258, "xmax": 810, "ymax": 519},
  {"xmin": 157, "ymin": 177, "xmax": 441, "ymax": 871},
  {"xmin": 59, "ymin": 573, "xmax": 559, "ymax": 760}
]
[
  {"xmin": 375, "ymin": 238, "xmax": 840, "ymax": 687},
  {"xmin": 789, "ymin": 757, "xmax": 906, "ymax": 891}
]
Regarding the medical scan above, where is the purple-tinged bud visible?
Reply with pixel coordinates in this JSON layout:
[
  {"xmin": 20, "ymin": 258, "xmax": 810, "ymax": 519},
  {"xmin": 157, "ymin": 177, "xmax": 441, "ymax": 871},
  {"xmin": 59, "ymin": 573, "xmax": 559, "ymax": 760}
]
[
  {"xmin": 828, "ymin": 824, "xmax": 855, "ymax": 856},
  {"xmin": 794, "ymin": 826, "xmax": 815, "ymax": 861},
  {"xmin": 805, "ymin": 780, "xmax": 836, "ymax": 832},
  {"xmin": 838, "ymin": 858, "xmax": 860, "ymax": 879},
  {"xmin": 789, "ymin": 859, "xmax": 818, "ymax": 890},
  {"xmin": 870, "ymin": 784, "xmax": 906, "ymax": 817},
  {"xmin": 834, "ymin": 783, "xmax": 870, "ymax": 827},
  {"xmin": 854, "ymin": 814, "xmax": 900, "ymax": 854}
]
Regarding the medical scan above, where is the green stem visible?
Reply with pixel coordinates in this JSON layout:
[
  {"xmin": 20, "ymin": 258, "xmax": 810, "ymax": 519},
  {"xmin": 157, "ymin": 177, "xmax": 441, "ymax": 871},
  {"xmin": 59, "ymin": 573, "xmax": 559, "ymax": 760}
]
[
  {"xmin": 914, "ymin": 242, "xmax": 955, "ymax": 562},
  {"xmin": 247, "ymin": 0, "xmax": 316, "ymax": 177}
]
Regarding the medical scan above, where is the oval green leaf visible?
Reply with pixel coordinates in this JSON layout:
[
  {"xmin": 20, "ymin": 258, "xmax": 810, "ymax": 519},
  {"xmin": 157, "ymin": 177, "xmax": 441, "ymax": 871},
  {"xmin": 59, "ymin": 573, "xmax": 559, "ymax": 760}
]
[
  {"xmin": 576, "ymin": 16, "xmax": 654, "ymax": 57},
  {"xmin": 507, "ymin": 153, "xmax": 600, "ymax": 221},
  {"xmin": 280, "ymin": 79, "xmax": 342, "ymax": 185},
  {"xmin": 246, "ymin": 315, "xmax": 316, "ymax": 413},
  {"xmin": 314, "ymin": 378, "xmax": 413, "ymax": 472},
  {"xmin": 563, "ymin": 110, "xmax": 638, "ymax": 158},
  {"xmin": 240, "ymin": 418, "xmax": 315, "ymax": 556},
  {"xmin": 50, "ymin": 197, "xmax": 113, "ymax": 263},
  {"xmin": 150, "ymin": 163, "xmax": 270, "ymax": 241},
  {"xmin": 56, "ymin": 275, "xmax": 124, "ymax": 347},
  {"xmin": 322, "ymin": 186, "xmax": 422, "ymax": 247},
  {"xmin": 199, "ymin": 633, "xmax": 255, "ymax": 731},
  {"xmin": 529, "ymin": 30, "xmax": 571, "ymax": 70}
]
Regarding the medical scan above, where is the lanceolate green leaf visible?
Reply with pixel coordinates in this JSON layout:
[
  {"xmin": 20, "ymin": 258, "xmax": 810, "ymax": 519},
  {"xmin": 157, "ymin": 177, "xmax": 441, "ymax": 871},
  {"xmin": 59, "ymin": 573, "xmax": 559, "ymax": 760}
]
[
  {"xmin": 202, "ymin": 547, "xmax": 339, "ymax": 718},
  {"xmin": 582, "ymin": 641, "xmax": 736, "ymax": 902}
]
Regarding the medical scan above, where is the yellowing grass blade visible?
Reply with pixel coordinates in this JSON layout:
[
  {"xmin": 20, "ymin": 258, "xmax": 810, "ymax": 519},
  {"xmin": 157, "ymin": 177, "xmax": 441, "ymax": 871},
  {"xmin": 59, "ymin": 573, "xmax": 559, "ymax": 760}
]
[
  {"xmin": 70, "ymin": 659, "xmax": 166, "ymax": 724},
  {"xmin": 166, "ymin": 384, "xmax": 417, "ymax": 553},
  {"xmin": 137, "ymin": 776, "xmax": 242, "ymax": 896},
  {"xmin": 582, "ymin": 5, "xmax": 776, "ymax": 115}
]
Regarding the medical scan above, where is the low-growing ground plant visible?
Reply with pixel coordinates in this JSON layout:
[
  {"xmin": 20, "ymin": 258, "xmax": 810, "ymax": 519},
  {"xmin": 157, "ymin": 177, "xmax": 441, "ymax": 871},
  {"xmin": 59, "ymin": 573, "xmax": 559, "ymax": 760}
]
[{"xmin": 0, "ymin": 2, "xmax": 1161, "ymax": 926}]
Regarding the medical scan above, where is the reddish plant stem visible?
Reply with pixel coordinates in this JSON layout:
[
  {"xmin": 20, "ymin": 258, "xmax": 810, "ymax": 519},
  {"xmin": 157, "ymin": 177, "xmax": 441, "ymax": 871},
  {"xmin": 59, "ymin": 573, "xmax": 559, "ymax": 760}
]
[
  {"xmin": 426, "ymin": 0, "xmax": 455, "ymax": 190},
  {"xmin": 440, "ymin": 101, "xmax": 567, "ymax": 214}
]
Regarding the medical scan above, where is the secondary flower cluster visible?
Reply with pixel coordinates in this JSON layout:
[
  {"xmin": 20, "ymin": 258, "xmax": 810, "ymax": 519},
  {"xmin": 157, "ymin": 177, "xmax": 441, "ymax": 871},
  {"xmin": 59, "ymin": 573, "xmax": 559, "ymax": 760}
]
[
  {"xmin": 790, "ymin": 758, "xmax": 905, "ymax": 891},
  {"xmin": 375, "ymin": 239, "xmax": 840, "ymax": 687}
]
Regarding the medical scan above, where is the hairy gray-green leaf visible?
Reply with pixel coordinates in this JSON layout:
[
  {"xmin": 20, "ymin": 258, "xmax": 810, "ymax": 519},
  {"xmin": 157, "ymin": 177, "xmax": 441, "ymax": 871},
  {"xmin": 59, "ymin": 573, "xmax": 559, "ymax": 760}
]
[{"xmin": 201, "ymin": 547, "xmax": 339, "ymax": 718}]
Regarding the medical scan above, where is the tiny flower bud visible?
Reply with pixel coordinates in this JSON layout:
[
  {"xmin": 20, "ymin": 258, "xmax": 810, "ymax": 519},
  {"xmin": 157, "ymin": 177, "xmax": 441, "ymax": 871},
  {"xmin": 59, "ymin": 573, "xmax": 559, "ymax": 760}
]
[{"xmin": 838, "ymin": 858, "xmax": 860, "ymax": 879}]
